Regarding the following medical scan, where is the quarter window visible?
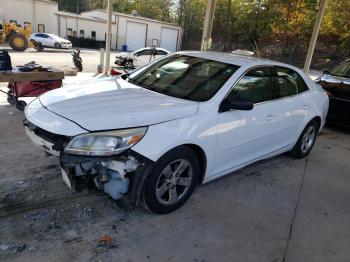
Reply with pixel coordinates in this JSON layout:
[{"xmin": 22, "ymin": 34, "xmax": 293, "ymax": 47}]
[
  {"xmin": 228, "ymin": 67, "xmax": 276, "ymax": 104},
  {"xmin": 275, "ymin": 67, "xmax": 308, "ymax": 97}
]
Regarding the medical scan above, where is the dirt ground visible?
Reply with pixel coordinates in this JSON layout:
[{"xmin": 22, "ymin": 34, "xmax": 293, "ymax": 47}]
[
  {"xmin": 0, "ymin": 46, "xmax": 151, "ymax": 73},
  {"xmin": 0, "ymin": 91, "xmax": 350, "ymax": 262}
]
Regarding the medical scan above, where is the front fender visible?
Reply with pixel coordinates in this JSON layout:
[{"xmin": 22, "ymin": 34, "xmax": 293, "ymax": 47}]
[{"xmin": 132, "ymin": 111, "xmax": 218, "ymax": 178}]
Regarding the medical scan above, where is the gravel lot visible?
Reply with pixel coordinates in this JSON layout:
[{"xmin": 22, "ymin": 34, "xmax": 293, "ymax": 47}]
[
  {"xmin": 0, "ymin": 46, "xmax": 152, "ymax": 73},
  {"xmin": 0, "ymin": 48, "xmax": 349, "ymax": 262}
]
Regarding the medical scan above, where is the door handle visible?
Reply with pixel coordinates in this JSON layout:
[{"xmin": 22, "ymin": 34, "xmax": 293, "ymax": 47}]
[
  {"xmin": 303, "ymin": 104, "xmax": 309, "ymax": 110},
  {"xmin": 265, "ymin": 114, "xmax": 276, "ymax": 121}
]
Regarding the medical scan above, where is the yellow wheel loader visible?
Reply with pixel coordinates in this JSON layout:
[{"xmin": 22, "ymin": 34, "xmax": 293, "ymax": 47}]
[{"xmin": 0, "ymin": 20, "xmax": 33, "ymax": 51}]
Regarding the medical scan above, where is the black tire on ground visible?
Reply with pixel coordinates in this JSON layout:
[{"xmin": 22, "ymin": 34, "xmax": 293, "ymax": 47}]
[
  {"xmin": 7, "ymin": 95, "xmax": 16, "ymax": 105},
  {"xmin": 75, "ymin": 60, "xmax": 83, "ymax": 72},
  {"xmin": 54, "ymin": 42, "xmax": 61, "ymax": 49},
  {"xmin": 15, "ymin": 100, "xmax": 27, "ymax": 111},
  {"xmin": 9, "ymin": 33, "xmax": 28, "ymax": 51},
  {"xmin": 289, "ymin": 120, "xmax": 319, "ymax": 159},
  {"xmin": 143, "ymin": 146, "xmax": 199, "ymax": 214}
]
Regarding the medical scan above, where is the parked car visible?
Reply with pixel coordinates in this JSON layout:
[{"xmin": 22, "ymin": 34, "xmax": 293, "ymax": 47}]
[
  {"xmin": 115, "ymin": 47, "xmax": 170, "ymax": 68},
  {"xmin": 24, "ymin": 52, "xmax": 329, "ymax": 214},
  {"xmin": 29, "ymin": 33, "xmax": 72, "ymax": 49},
  {"xmin": 315, "ymin": 59, "xmax": 350, "ymax": 126}
]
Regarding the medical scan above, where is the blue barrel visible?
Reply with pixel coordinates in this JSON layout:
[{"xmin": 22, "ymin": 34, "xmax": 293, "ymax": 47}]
[{"xmin": 122, "ymin": 45, "xmax": 127, "ymax": 51}]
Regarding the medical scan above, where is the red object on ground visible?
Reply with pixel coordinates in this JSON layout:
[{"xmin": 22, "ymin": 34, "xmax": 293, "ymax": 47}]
[
  {"xmin": 110, "ymin": 68, "xmax": 124, "ymax": 76},
  {"xmin": 9, "ymin": 80, "xmax": 62, "ymax": 98}
]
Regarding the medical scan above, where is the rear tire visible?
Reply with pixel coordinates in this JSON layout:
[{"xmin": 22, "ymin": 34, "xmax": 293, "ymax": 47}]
[
  {"xmin": 289, "ymin": 120, "xmax": 319, "ymax": 159},
  {"xmin": 9, "ymin": 33, "xmax": 28, "ymax": 51},
  {"xmin": 143, "ymin": 146, "xmax": 199, "ymax": 214}
]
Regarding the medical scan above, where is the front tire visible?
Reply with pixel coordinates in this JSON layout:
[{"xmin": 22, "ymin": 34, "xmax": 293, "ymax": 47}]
[
  {"xmin": 289, "ymin": 120, "xmax": 319, "ymax": 159},
  {"xmin": 54, "ymin": 42, "xmax": 61, "ymax": 49},
  {"xmin": 143, "ymin": 146, "xmax": 199, "ymax": 214},
  {"xmin": 9, "ymin": 33, "xmax": 28, "ymax": 51}
]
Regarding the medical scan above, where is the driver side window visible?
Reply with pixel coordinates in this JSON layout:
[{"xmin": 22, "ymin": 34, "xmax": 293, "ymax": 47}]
[{"xmin": 228, "ymin": 67, "xmax": 276, "ymax": 104}]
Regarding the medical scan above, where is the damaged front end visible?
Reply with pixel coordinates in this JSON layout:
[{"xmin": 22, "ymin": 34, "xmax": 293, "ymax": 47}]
[
  {"xmin": 24, "ymin": 120, "xmax": 153, "ymax": 204},
  {"xmin": 60, "ymin": 152, "xmax": 149, "ymax": 201}
]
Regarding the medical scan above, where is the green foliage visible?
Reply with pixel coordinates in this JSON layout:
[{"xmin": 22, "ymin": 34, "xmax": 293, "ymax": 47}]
[{"xmin": 53, "ymin": 0, "xmax": 350, "ymax": 57}]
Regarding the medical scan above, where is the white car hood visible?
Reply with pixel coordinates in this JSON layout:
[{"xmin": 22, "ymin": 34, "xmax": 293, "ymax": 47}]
[{"xmin": 39, "ymin": 78, "xmax": 199, "ymax": 131}]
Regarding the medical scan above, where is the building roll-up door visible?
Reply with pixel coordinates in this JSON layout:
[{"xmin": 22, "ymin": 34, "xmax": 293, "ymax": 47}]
[
  {"xmin": 126, "ymin": 21, "xmax": 147, "ymax": 51},
  {"xmin": 160, "ymin": 27, "xmax": 178, "ymax": 52}
]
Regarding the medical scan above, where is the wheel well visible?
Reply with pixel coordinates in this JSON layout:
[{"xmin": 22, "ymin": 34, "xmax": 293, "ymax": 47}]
[
  {"xmin": 311, "ymin": 116, "xmax": 321, "ymax": 131},
  {"xmin": 183, "ymin": 144, "xmax": 207, "ymax": 184}
]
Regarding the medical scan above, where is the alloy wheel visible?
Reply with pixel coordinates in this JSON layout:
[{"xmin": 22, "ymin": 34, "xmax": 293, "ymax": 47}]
[
  {"xmin": 300, "ymin": 125, "xmax": 315, "ymax": 154},
  {"xmin": 155, "ymin": 159, "xmax": 193, "ymax": 206}
]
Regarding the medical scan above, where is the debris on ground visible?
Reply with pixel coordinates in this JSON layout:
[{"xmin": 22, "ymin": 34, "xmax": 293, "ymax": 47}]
[
  {"xmin": 97, "ymin": 235, "xmax": 113, "ymax": 247},
  {"xmin": 63, "ymin": 230, "xmax": 82, "ymax": 243},
  {"xmin": 11, "ymin": 244, "xmax": 26, "ymax": 253},
  {"xmin": 28, "ymin": 246, "xmax": 37, "ymax": 252},
  {"xmin": 0, "ymin": 244, "xmax": 10, "ymax": 251}
]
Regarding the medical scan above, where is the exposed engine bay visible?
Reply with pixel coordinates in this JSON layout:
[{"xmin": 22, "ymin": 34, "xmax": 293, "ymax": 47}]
[
  {"xmin": 60, "ymin": 155, "xmax": 140, "ymax": 200},
  {"xmin": 24, "ymin": 120, "xmax": 152, "ymax": 203}
]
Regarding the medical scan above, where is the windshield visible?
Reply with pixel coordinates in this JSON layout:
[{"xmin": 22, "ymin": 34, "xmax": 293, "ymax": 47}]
[
  {"xmin": 329, "ymin": 60, "xmax": 350, "ymax": 78},
  {"xmin": 129, "ymin": 54, "xmax": 239, "ymax": 102}
]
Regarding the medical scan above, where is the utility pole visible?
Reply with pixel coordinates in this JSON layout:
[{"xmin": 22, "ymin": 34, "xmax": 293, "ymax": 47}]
[
  {"xmin": 104, "ymin": 0, "xmax": 113, "ymax": 74},
  {"xmin": 201, "ymin": 0, "xmax": 217, "ymax": 51},
  {"xmin": 223, "ymin": 0, "xmax": 231, "ymax": 51},
  {"xmin": 304, "ymin": 0, "xmax": 327, "ymax": 74}
]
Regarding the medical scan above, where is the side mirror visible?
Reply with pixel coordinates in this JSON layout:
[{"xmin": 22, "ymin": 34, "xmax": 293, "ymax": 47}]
[
  {"xmin": 322, "ymin": 69, "xmax": 329, "ymax": 74},
  {"xmin": 220, "ymin": 99, "xmax": 254, "ymax": 112}
]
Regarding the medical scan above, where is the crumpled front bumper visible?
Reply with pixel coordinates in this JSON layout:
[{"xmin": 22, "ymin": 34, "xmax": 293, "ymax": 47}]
[{"xmin": 23, "ymin": 117, "xmax": 153, "ymax": 204}]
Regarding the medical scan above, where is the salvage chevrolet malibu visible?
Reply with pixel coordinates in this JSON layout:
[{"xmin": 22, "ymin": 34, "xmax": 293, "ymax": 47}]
[{"xmin": 24, "ymin": 52, "xmax": 329, "ymax": 214}]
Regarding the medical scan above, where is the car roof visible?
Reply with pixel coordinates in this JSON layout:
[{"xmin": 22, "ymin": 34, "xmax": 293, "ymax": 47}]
[
  {"xmin": 134, "ymin": 47, "xmax": 171, "ymax": 53},
  {"xmin": 177, "ymin": 51, "xmax": 295, "ymax": 68}
]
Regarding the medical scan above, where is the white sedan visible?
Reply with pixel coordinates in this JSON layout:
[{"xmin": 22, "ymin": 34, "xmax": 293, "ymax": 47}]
[
  {"xmin": 115, "ymin": 47, "xmax": 171, "ymax": 68},
  {"xmin": 24, "ymin": 52, "xmax": 329, "ymax": 214},
  {"xmin": 29, "ymin": 33, "xmax": 72, "ymax": 49}
]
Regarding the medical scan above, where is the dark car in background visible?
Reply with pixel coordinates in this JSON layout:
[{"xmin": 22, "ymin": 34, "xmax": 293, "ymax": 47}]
[{"xmin": 316, "ymin": 59, "xmax": 350, "ymax": 126}]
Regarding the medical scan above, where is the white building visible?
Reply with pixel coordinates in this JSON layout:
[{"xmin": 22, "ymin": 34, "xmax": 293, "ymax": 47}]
[{"xmin": 0, "ymin": 0, "xmax": 182, "ymax": 51}]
